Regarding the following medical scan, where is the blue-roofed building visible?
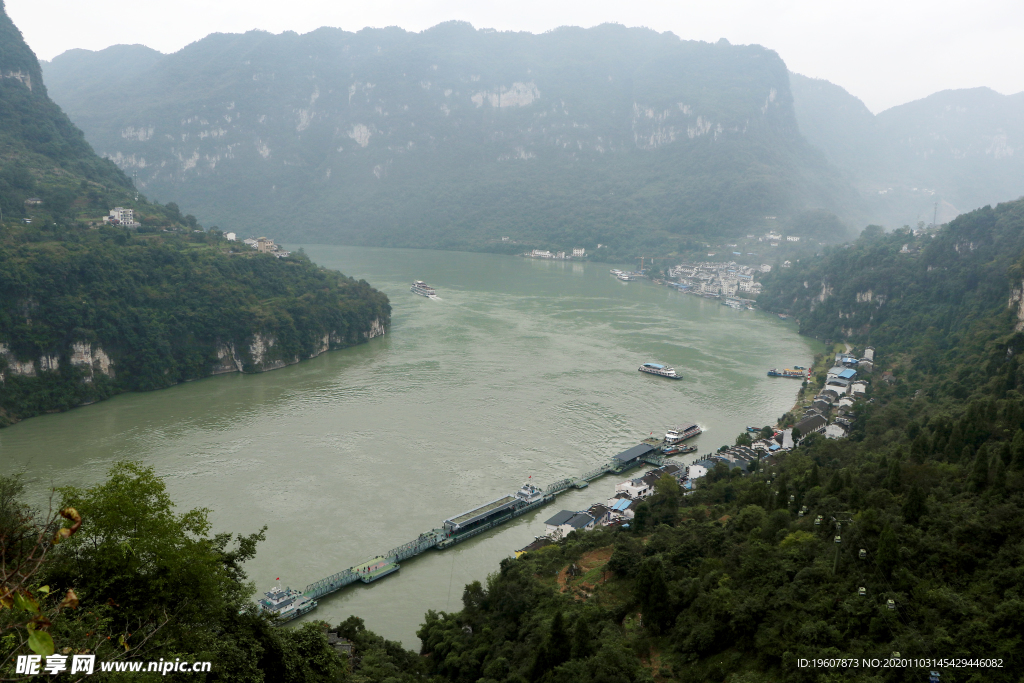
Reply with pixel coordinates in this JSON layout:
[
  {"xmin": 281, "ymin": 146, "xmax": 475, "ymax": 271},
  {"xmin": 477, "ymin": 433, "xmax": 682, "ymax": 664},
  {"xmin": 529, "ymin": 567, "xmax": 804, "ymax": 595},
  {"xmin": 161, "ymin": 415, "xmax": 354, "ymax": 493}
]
[{"xmin": 838, "ymin": 368, "xmax": 857, "ymax": 380}]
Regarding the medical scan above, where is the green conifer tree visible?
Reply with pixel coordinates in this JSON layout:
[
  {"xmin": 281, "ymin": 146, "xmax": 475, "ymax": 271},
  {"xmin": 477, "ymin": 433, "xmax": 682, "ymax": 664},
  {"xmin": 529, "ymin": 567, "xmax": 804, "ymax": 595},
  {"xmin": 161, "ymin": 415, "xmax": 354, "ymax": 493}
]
[
  {"xmin": 571, "ymin": 615, "xmax": 593, "ymax": 660},
  {"xmin": 970, "ymin": 444, "xmax": 990, "ymax": 492},
  {"xmin": 808, "ymin": 463, "xmax": 820, "ymax": 488},
  {"xmin": 1011, "ymin": 429, "xmax": 1024, "ymax": 470},
  {"xmin": 902, "ymin": 484, "xmax": 926, "ymax": 523},
  {"xmin": 876, "ymin": 525, "xmax": 898, "ymax": 578}
]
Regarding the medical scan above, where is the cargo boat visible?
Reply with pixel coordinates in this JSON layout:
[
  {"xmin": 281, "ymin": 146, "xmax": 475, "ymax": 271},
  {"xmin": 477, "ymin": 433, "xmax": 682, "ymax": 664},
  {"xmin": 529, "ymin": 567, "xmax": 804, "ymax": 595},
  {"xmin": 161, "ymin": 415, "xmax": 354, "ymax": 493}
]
[
  {"xmin": 767, "ymin": 368, "xmax": 807, "ymax": 379},
  {"xmin": 665, "ymin": 423, "xmax": 702, "ymax": 443},
  {"xmin": 437, "ymin": 482, "xmax": 548, "ymax": 548},
  {"xmin": 662, "ymin": 442, "xmax": 697, "ymax": 455},
  {"xmin": 639, "ymin": 362, "xmax": 681, "ymax": 379}
]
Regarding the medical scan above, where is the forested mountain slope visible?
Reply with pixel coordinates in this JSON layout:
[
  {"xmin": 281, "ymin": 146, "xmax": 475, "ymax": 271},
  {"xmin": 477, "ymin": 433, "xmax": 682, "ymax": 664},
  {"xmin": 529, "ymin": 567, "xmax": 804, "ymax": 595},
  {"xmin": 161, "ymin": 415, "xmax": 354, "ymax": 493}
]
[
  {"xmin": 791, "ymin": 73, "xmax": 1024, "ymax": 228},
  {"xmin": 41, "ymin": 25, "xmax": 860, "ymax": 256},
  {"xmin": 757, "ymin": 196, "xmax": 1024, "ymax": 354},
  {"xmin": 0, "ymin": 0, "xmax": 131, "ymax": 220},
  {"xmin": 0, "ymin": 2, "xmax": 390, "ymax": 427}
]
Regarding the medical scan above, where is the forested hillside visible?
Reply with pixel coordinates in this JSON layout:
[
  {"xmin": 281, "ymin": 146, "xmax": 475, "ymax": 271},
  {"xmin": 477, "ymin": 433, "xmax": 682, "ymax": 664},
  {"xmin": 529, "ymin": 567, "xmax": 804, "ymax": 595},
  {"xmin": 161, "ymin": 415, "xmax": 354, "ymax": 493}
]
[
  {"xmin": 790, "ymin": 73, "xmax": 1024, "ymax": 228},
  {"xmin": 0, "ymin": 1, "xmax": 391, "ymax": 427},
  {"xmin": 0, "ymin": 230, "xmax": 391, "ymax": 427},
  {"xmin": 41, "ymin": 25, "xmax": 860, "ymax": 257},
  {"xmin": 757, "ymin": 196, "xmax": 1024, "ymax": 352}
]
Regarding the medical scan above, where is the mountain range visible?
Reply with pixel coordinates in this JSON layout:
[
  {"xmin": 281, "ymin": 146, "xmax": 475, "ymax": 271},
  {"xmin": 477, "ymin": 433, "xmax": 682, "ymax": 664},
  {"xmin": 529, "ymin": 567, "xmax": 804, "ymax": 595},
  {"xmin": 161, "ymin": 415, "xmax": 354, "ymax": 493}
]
[
  {"xmin": 39, "ymin": 27, "xmax": 1024, "ymax": 254},
  {"xmin": 38, "ymin": 24, "xmax": 860, "ymax": 256}
]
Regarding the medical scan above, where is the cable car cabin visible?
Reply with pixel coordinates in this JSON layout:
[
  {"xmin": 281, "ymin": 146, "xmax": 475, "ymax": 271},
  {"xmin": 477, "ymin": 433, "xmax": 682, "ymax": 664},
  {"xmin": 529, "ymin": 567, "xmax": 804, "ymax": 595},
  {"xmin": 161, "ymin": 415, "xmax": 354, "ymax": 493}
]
[
  {"xmin": 798, "ymin": 510, "xmax": 805, "ymax": 517},
  {"xmin": 887, "ymin": 599, "xmax": 896, "ymax": 610},
  {"xmin": 834, "ymin": 535, "xmax": 841, "ymax": 544},
  {"xmin": 859, "ymin": 548, "xmax": 867, "ymax": 559},
  {"xmin": 858, "ymin": 587, "xmax": 867, "ymax": 596}
]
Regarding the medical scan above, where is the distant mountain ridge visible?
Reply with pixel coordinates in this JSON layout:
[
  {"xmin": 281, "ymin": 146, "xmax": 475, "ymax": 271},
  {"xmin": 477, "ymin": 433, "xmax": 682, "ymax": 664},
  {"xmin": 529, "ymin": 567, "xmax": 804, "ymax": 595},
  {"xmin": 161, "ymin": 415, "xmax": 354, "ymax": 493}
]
[
  {"xmin": 790, "ymin": 73, "xmax": 1024, "ymax": 226},
  {"xmin": 40, "ymin": 24, "xmax": 859, "ymax": 256}
]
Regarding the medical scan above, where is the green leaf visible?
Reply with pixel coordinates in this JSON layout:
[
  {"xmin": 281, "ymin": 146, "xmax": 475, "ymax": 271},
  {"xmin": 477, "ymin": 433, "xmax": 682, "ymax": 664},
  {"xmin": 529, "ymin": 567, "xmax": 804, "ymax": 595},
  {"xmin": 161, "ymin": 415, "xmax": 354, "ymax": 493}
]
[
  {"xmin": 27, "ymin": 629, "xmax": 54, "ymax": 657},
  {"xmin": 12, "ymin": 592, "xmax": 39, "ymax": 614},
  {"xmin": 37, "ymin": 585, "xmax": 50, "ymax": 596}
]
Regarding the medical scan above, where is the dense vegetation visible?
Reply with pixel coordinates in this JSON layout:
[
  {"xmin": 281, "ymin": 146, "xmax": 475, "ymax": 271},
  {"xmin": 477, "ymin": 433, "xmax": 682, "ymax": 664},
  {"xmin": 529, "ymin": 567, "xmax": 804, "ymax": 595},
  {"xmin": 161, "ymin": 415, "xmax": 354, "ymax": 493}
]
[
  {"xmin": 1, "ymin": 462, "xmax": 424, "ymax": 682},
  {"xmin": 41, "ymin": 23, "xmax": 860, "ymax": 258},
  {"xmin": 0, "ymin": 3, "xmax": 391, "ymax": 427}
]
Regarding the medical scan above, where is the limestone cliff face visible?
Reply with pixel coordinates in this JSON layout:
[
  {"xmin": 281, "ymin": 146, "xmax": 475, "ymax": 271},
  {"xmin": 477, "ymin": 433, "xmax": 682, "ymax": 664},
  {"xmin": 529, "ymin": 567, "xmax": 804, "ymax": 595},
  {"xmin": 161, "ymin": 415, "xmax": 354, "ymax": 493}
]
[
  {"xmin": 0, "ymin": 342, "xmax": 113, "ymax": 382},
  {"xmin": 0, "ymin": 315, "xmax": 389, "ymax": 423},
  {"xmin": 240, "ymin": 317, "xmax": 389, "ymax": 372},
  {"xmin": 1009, "ymin": 280, "xmax": 1024, "ymax": 332}
]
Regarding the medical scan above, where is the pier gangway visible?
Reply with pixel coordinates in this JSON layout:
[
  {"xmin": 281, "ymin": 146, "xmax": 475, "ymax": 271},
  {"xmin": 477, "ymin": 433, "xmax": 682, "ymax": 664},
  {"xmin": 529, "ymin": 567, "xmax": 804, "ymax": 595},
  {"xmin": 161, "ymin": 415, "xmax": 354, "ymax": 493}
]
[{"xmin": 277, "ymin": 445, "xmax": 695, "ymax": 621}]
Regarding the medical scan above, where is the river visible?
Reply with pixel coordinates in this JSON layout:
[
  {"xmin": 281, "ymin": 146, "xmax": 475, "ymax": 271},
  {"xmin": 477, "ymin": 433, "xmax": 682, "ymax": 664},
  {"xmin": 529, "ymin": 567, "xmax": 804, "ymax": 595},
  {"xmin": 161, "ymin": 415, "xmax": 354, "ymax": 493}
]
[{"xmin": 0, "ymin": 246, "xmax": 820, "ymax": 646}]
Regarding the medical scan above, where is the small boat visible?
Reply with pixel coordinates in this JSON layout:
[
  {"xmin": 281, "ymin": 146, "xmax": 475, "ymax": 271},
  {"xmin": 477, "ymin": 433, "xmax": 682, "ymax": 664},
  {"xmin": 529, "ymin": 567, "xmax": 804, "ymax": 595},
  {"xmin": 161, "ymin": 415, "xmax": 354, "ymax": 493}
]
[
  {"xmin": 639, "ymin": 363, "xmax": 681, "ymax": 379},
  {"xmin": 662, "ymin": 443, "xmax": 697, "ymax": 455},
  {"xmin": 746, "ymin": 426, "xmax": 761, "ymax": 433}
]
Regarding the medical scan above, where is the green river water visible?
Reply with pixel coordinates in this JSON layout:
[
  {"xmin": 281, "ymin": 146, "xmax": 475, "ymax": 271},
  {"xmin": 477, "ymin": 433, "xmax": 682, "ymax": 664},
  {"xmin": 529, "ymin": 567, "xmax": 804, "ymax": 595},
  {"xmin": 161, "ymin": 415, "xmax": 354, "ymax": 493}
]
[{"xmin": 0, "ymin": 246, "xmax": 820, "ymax": 646}]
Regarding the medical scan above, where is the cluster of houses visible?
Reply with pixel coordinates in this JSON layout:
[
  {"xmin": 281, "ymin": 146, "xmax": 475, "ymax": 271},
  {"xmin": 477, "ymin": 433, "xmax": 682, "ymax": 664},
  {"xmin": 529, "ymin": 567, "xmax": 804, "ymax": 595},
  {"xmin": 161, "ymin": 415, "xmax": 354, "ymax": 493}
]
[
  {"xmin": 531, "ymin": 444, "xmax": 768, "ymax": 548},
  {"xmin": 234, "ymin": 235, "xmax": 290, "ymax": 258},
  {"xmin": 524, "ymin": 248, "xmax": 587, "ymax": 260},
  {"xmin": 516, "ymin": 348, "xmax": 878, "ymax": 554},
  {"xmin": 666, "ymin": 261, "xmax": 767, "ymax": 298},
  {"xmin": 538, "ymin": 462, "xmax": 692, "ymax": 542},
  {"xmin": 777, "ymin": 347, "xmax": 875, "ymax": 445}
]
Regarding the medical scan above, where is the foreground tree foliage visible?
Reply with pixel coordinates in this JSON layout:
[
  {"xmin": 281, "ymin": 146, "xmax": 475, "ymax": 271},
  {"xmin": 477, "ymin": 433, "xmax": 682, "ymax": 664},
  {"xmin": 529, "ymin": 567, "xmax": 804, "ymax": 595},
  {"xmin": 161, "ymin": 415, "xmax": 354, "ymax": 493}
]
[{"xmin": 1, "ymin": 463, "xmax": 425, "ymax": 682}]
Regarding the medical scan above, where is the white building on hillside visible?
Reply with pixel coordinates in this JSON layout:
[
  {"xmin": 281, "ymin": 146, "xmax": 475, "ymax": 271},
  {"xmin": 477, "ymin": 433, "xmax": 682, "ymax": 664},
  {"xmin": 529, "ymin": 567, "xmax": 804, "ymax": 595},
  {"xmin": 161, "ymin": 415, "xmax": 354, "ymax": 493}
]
[{"xmin": 104, "ymin": 207, "xmax": 138, "ymax": 226}]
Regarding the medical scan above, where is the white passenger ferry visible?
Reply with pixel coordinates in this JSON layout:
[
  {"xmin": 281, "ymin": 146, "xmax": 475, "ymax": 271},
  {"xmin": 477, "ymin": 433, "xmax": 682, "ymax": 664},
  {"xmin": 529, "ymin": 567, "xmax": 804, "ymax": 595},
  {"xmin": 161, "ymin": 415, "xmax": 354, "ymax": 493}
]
[
  {"xmin": 665, "ymin": 422, "xmax": 702, "ymax": 443},
  {"xmin": 410, "ymin": 281, "xmax": 437, "ymax": 298},
  {"xmin": 638, "ymin": 362, "xmax": 681, "ymax": 379}
]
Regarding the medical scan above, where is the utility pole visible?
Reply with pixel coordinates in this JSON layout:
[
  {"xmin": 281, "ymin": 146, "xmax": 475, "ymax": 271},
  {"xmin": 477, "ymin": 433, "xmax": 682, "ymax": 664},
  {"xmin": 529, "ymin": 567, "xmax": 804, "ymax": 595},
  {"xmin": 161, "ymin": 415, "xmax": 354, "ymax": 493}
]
[{"xmin": 933, "ymin": 202, "xmax": 938, "ymax": 228}]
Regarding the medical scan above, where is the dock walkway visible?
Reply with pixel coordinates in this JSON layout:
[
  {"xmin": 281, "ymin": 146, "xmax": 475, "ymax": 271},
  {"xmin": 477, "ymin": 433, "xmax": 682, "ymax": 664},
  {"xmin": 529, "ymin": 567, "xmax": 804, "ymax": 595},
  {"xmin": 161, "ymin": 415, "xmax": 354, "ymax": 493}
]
[{"xmin": 276, "ymin": 449, "xmax": 679, "ymax": 620}]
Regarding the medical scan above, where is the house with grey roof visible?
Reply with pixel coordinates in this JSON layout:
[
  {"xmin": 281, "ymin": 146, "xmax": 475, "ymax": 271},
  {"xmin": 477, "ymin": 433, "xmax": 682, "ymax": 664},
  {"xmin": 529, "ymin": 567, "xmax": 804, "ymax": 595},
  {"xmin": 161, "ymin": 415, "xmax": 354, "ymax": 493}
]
[
  {"xmin": 544, "ymin": 510, "xmax": 596, "ymax": 539},
  {"xmin": 793, "ymin": 414, "xmax": 827, "ymax": 441}
]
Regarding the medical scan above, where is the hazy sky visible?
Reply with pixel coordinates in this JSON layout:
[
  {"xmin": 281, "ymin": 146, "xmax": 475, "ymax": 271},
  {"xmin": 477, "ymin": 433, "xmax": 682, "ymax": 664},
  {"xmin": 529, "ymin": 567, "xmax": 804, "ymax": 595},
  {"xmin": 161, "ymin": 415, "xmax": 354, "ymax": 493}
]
[{"xmin": 7, "ymin": 0, "xmax": 1024, "ymax": 113}]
